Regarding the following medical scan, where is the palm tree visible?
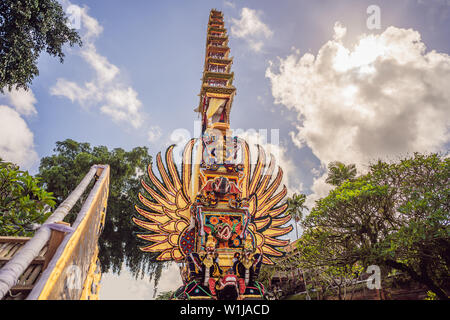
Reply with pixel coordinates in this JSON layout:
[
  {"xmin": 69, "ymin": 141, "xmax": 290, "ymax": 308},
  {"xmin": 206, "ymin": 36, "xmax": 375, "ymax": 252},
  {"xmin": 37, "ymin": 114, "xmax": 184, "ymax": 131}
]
[
  {"xmin": 286, "ymin": 193, "xmax": 307, "ymax": 239},
  {"xmin": 325, "ymin": 161, "xmax": 357, "ymax": 186}
]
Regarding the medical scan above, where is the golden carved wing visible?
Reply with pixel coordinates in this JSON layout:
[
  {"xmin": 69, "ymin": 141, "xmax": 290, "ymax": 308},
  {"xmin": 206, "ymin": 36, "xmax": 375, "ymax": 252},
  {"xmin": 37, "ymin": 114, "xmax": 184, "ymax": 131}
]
[
  {"xmin": 132, "ymin": 140, "xmax": 196, "ymax": 261},
  {"xmin": 240, "ymin": 141, "xmax": 293, "ymax": 265}
]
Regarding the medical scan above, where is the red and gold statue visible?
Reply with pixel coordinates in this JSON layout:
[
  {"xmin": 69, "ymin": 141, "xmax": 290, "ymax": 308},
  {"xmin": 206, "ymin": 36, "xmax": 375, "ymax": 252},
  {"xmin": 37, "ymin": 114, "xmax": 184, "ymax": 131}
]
[{"xmin": 133, "ymin": 9, "xmax": 292, "ymax": 300}]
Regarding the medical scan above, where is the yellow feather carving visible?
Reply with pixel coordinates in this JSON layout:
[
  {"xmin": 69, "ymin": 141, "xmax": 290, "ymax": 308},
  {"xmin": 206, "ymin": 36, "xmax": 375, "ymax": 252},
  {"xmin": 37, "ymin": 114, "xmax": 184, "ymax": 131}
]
[
  {"xmin": 239, "ymin": 140, "xmax": 292, "ymax": 263},
  {"xmin": 157, "ymin": 250, "xmax": 173, "ymax": 260},
  {"xmin": 262, "ymin": 245, "xmax": 284, "ymax": 257},
  {"xmin": 135, "ymin": 206, "xmax": 171, "ymax": 224},
  {"xmin": 132, "ymin": 217, "xmax": 163, "ymax": 233},
  {"xmin": 134, "ymin": 141, "xmax": 194, "ymax": 261}
]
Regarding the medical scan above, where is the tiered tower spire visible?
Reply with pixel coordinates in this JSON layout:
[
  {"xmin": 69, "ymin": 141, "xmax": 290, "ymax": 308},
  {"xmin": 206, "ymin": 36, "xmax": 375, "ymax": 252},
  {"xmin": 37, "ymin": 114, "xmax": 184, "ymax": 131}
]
[{"xmin": 195, "ymin": 9, "xmax": 236, "ymax": 134}]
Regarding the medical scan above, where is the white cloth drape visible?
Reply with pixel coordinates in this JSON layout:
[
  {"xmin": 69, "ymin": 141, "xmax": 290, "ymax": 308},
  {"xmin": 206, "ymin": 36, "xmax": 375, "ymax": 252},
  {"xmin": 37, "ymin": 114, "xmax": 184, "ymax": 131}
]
[{"xmin": 206, "ymin": 98, "xmax": 226, "ymax": 119}]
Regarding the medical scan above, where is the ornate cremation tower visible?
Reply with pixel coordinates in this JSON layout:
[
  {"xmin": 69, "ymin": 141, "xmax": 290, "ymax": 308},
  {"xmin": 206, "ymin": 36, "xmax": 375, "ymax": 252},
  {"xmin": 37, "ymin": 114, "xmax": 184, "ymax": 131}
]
[{"xmin": 133, "ymin": 9, "xmax": 292, "ymax": 300}]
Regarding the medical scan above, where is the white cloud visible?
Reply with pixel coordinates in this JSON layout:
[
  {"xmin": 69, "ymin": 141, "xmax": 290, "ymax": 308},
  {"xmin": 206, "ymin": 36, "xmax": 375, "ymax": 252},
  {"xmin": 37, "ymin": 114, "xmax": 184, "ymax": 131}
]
[
  {"xmin": 99, "ymin": 262, "xmax": 182, "ymax": 300},
  {"xmin": 0, "ymin": 87, "xmax": 39, "ymax": 169},
  {"xmin": 305, "ymin": 171, "xmax": 333, "ymax": 210},
  {"xmin": 266, "ymin": 24, "xmax": 450, "ymax": 207},
  {"xmin": 101, "ymin": 87, "xmax": 143, "ymax": 128},
  {"xmin": 333, "ymin": 21, "xmax": 347, "ymax": 41},
  {"xmin": 154, "ymin": 262, "xmax": 183, "ymax": 294},
  {"xmin": 50, "ymin": 78, "xmax": 99, "ymax": 105},
  {"xmin": 100, "ymin": 268, "xmax": 153, "ymax": 300},
  {"xmin": 74, "ymin": 5, "xmax": 103, "ymax": 40},
  {"xmin": 224, "ymin": 1, "xmax": 236, "ymax": 8},
  {"xmin": 230, "ymin": 8, "xmax": 273, "ymax": 52},
  {"xmin": 50, "ymin": 2, "xmax": 144, "ymax": 129},
  {"xmin": 80, "ymin": 44, "xmax": 119, "ymax": 84},
  {"xmin": 3, "ymin": 87, "xmax": 37, "ymax": 116},
  {"xmin": 147, "ymin": 126, "xmax": 162, "ymax": 143},
  {"xmin": 0, "ymin": 106, "xmax": 38, "ymax": 169}
]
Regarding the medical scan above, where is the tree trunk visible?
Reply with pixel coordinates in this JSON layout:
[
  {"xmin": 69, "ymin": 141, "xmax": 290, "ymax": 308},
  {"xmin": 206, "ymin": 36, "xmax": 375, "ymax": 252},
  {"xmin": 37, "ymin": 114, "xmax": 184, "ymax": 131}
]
[
  {"xmin": 350, "ymin": 281, "xmax": 355, "ymax": 300},
  {"xmin": 385, "ymin": 259, "xmax": 448, "ymax": 300},
  {"xmin": 294, "ymin": 220, "xmax": 299, "ymax": 240}
]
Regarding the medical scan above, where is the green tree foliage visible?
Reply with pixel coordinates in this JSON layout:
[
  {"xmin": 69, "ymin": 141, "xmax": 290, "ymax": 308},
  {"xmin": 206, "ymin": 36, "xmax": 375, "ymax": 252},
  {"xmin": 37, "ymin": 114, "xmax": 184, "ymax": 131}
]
[
  {"xmin": 295, "ymin": 229, "xmax": 364, "ymax": 300},
  {"xmin": 286, "ymin": 193, "xmax": 307, "ymax": 239},
  {"xmin": 155, "ymin": 290, "xmax": 174, "ymax": 300},
  {"xmin": 0, "ymin": 0, "xmax": 82, "ymax": 92},
  {"xmin": 0, "ymin": 159, "xmax": 55, "ymax": 236},
  {"xmin": 325, "ymin": 161, "xmax": 357, "ymax": 186},
  {"xmin": 38, "ymin": 139, "xmax": 162, "ymax": 281},
  {"xmin": 301, "ymin": 153, "xmax": 449, "ymax": 300}
]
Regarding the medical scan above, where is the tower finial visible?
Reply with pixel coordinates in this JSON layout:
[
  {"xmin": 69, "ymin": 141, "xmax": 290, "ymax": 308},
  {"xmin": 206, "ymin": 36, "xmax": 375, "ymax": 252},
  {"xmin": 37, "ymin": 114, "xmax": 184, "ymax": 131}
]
[{"xmin": 196, "ymin": 10, "xmax": 236, "ymax": 134}]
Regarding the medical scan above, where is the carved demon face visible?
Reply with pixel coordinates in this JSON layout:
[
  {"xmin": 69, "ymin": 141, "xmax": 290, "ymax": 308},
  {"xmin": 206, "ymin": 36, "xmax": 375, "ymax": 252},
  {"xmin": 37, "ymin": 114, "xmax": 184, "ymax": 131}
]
[{"xmin": 212, "ymin": 177, "xmax": 230, "ymax": 194}]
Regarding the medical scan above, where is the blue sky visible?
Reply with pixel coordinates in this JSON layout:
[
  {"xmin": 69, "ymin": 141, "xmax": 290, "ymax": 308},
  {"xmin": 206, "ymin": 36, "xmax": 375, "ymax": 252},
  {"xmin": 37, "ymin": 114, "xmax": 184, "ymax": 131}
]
[{"xmin": 1, "ymin": 0, "xmax": 449, "ymax": 299}]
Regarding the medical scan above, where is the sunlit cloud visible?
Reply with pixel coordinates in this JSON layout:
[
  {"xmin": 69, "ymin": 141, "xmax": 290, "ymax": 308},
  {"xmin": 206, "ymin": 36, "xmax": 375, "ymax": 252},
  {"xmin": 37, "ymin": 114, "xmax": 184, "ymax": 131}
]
[
  {"xmin": 0, "ymin": 106, "xmax": 38, "ymax": 169},
  {"xmin": 3, "ymin": 87, "xmax": 37, "ymax": 116},
  {"xmin": 0, "ymin": 87, "xmax": 39, "ymax": 169}
]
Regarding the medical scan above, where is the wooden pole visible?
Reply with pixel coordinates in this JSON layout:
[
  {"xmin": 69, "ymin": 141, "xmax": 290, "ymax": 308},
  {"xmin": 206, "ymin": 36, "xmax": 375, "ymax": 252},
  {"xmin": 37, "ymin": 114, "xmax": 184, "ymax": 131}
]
[{"xmin": 0, "ymin": 166, "xmax": 98, "ymax": 299}]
